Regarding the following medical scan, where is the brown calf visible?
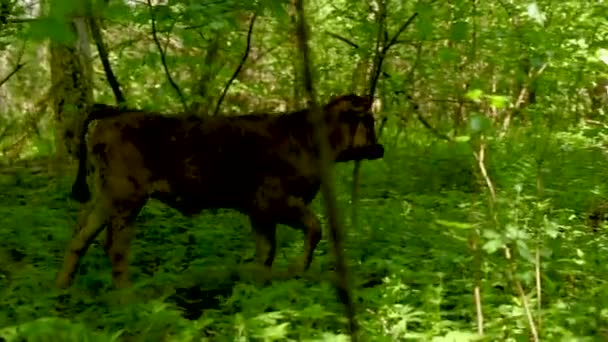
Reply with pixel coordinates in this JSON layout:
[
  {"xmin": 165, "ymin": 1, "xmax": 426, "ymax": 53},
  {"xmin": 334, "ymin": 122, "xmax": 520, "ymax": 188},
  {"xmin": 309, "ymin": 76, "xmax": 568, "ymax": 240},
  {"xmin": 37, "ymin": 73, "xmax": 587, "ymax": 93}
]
[{"xmin": 55, "ymin": 94, "xmax": 384, "ymax": 289}]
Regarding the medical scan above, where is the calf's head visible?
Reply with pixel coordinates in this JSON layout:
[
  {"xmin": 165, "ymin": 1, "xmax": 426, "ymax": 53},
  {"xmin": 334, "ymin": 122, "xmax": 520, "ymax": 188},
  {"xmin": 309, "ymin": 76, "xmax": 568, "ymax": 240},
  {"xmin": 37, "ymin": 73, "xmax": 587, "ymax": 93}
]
[{"xmin": 322, "ymin": 94, "xmax": 384, "ymax": 162}]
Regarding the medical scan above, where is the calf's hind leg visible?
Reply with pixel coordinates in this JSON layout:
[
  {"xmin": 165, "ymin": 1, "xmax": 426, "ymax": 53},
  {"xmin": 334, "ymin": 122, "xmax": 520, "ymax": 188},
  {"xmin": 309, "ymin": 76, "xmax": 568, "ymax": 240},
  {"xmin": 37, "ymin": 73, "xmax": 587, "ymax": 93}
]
[
  {"xmin": 103, "ymin": 203, "xmax": 144, "ymax": 289},
  {"xmin": 249, "ymin": 217, "xmax": 277, "ymax": 268},
  {"xmin": 56, "ymin": 199, "xmax": 110, "ymax": 289}
]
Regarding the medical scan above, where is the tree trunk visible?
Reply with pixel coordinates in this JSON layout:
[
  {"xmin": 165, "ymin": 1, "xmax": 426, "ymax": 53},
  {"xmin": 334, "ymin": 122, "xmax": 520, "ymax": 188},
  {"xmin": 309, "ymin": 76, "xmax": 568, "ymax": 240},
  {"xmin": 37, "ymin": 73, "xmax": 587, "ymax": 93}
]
[{"xmin": 49, "ymin": 12, "xmax": 93, "ymax": 174}]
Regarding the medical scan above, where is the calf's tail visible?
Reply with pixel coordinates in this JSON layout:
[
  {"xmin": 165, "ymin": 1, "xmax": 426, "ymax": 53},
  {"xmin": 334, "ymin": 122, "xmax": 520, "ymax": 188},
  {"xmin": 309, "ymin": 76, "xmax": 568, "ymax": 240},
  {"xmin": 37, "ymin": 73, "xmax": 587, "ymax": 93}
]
[{"xmin": 71, "ymin": 104, "xmax": 127, "ymax": 203}]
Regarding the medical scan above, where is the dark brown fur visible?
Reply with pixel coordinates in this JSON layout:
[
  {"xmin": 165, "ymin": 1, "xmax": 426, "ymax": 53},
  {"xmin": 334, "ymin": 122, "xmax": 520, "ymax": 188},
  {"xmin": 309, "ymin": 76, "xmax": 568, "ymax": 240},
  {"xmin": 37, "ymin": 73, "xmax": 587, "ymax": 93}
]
[{"xmin": 56, "ymin": 94, "xmax": 384, "ymax": 289}]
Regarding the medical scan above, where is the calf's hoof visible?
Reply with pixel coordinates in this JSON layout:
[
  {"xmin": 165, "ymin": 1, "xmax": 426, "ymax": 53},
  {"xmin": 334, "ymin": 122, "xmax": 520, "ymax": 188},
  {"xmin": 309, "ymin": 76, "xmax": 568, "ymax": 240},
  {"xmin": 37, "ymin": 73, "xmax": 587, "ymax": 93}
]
[
  {"xmin": 287, "ymin": 260, "xmax": 309, "ymax": 278},
  {"xmin": 55, "ymin": 272, "xmax": 73, "ymax": 289}
]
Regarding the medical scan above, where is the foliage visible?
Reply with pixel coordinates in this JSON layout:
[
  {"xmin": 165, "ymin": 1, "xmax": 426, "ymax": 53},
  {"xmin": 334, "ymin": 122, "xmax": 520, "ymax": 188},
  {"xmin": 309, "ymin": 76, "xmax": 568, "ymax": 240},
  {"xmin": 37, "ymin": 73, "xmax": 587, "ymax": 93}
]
[
  {"xmin": 0, "ymin": 0, "xmax": 608, "ymax": 340},
  {"xmin": 1, "ymin": 122, "xmax": 608, "ymax": 340}
]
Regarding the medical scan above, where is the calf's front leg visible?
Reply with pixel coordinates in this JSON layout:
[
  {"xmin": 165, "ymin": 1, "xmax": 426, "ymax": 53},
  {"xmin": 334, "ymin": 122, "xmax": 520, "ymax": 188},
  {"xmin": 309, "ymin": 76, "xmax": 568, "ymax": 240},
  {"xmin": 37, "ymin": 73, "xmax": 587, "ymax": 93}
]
[{"xmin": 280, "ymin": 196, "xmax": 322, "ymax": 272}]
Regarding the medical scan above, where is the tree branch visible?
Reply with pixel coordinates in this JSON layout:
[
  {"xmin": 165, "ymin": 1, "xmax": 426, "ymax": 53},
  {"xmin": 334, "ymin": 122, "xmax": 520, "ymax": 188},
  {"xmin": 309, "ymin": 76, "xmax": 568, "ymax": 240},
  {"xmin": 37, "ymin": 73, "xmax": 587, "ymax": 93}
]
[
  {"xmin": 3, "ymin": 17, "xmax": 38, "ymax": 24},
  {"xmin": 147, "ymin": 0, "xmax": 187, "ymax": 111},
  {"xmin": 88, "ymin": 13, "xmax": 126, "ymax": 105},
  {"xmin": 294, "ymin": 0, "xmax": 359, "ymax": 340},
  {"xmin": 0, "ymin": 62, "xmax": 25, "ymax": 88},
  {"xmin": 214, "ymin": 12, "xmax": 257, "ymax": 116},
  {"xmin": 368, "ymin": 11, "xmax": 419, "ymax": 98},
  {"xmin": 325, "ymin": 31, "xmax": 359, "ymax": 49}
]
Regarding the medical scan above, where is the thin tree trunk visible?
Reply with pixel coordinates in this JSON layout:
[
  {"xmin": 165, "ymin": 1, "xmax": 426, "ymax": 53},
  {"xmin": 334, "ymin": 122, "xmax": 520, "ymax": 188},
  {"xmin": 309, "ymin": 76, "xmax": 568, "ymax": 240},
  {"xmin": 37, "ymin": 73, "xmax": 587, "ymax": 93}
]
[{"xmin": 49, "ymin": 9, "xmax": 93, "ymax": 174}]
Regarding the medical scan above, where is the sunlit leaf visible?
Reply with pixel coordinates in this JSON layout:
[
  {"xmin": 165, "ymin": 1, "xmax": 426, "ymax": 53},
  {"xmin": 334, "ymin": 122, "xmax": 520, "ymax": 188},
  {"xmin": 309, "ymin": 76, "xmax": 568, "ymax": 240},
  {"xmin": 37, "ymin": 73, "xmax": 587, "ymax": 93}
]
[
  {"xmin": 465, "ymin": 89, "xmax": 483, "ymax": 102},
  {"xmin": 482, "ymin": 239, "xmax": 504, "ymax": 254},
  {"xmin": 527, "ymin": 2, "xmax": 546, "ymax": 26},
  {"xmin": 436, "ymin": 219, "xmax": 473, "ymax": 230},
  {"xmin": 489, "ymin": 95, "xmax": 509, "ymax": 109},
  {"xmin": 598, "ymin": 48, "xmax": 608, "ymax": 65},
  {"xmin": 454, "ymin": 135, "xmax": 471, "ymax": 142}
]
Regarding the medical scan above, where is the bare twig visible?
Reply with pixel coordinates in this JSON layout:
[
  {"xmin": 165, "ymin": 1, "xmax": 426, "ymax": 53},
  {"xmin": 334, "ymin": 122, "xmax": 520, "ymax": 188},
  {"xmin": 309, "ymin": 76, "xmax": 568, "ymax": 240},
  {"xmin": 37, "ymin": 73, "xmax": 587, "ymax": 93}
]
[
  {"xmin": 214, "ymin": 13, "xmax": 257, "ymax": 116},
  {"xmin": 473, "ymin": 139, "xmax": 496, "ymax": 204},
  {"xmin": 368, "ymin": 11, "xmax": 418, "ymax": 99},
  {"xmin": 294, "ymin": 0, "xmax": 359, "ymax": 340},
  {"xmin": 352, "ymin": 4, "xmax": 420, "ymax": 256},
  {"xmin": 475, "ymin": 138, "xmax": 539, "ymax": 340},
  {"xmin": 415, "ymin": 110, "xmax": 451, "ymax": 141},
  {"xmin": 473, "ymin": 239, "xmax": 484, "ymax": 335},
  {"xmin": 501, "ymin": 63, "xmax": 549, "ymax": 135},
  {"xmin": 535, "ymin": 246, "xmax": 542, "ymax": 331},
  {"xmin": 404, "ymin": 43, "xmax": 449, "ymax": 141},
  {"xmin": 147, "ymin": 0, "xmax": 187, "ymax": 111},
  {"xmin": 351, "ymin": 0, "xmax": 388, "ymax": 236},
  {"xmin": 325, "ymin": 31, "xmax": 359, "ymax": 49},
  {"xmin": 505, "ymin": 246, "xmax": 540, "ymax": 342},
  {"xmin": 88, "ymin": 12, "xmax": 125, "ymax": 105},
  {"xmin": 0, "ymin": 63, "xmax": 25, "ymax": 88},
  {"xmin": 162, "ymin": 16, "xmax": 179, "ymax": 53}
]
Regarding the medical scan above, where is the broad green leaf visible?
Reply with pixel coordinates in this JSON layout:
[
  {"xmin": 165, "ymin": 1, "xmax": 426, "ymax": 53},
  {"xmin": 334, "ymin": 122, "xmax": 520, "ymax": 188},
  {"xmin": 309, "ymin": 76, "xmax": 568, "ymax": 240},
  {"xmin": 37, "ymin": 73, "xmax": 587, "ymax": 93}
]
[
  {"xmin": 49, "ymin": 0, "xmax": 83, "ymax": 17},
  {"xmin": 415, "ymin": 3, "xmax": 434, "ymax": 39},
  {"xmin": 450, "ymin": 21, "xmax": 468, "ymax": 42},
  {"xmin": 27, "ymin": 17, "xmax": 75, "ymax": 43},
  {"xmin": 468, "ymin": 114, "xmax": 491, "ymax": 134},
  {"xmin": 253, "ymin": 322, "xmax": 290, "ymax": 340},
  {"xmin": 489, "ymin": 95, "xmax": 509, "ymax": 109},
  {"xmin": 482, "ymin": 239, "xmax": 504, "ymax": 254},
  {"xmin": 465, "ymin": 89, "xmax": 483, "ymax": 102},
  {"xmin": 516, "ymin": 240, "xmax": 534, "ymax": 263}
]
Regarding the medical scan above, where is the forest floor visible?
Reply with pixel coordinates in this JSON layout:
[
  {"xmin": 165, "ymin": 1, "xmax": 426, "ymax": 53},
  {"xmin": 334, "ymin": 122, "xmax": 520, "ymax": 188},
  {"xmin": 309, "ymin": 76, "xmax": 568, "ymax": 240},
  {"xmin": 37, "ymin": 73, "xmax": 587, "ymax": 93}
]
[{"xmin": 1, "ymin": 128, "xmax": 607, "ymax": 341}]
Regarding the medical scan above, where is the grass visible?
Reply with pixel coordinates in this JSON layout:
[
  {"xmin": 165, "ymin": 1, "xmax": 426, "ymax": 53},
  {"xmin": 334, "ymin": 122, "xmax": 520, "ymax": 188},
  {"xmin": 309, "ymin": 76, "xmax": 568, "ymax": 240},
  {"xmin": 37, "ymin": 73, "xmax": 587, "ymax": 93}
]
[{"xmin": 1, "ymin": 123, "xmax": 608, "ymax": 341}]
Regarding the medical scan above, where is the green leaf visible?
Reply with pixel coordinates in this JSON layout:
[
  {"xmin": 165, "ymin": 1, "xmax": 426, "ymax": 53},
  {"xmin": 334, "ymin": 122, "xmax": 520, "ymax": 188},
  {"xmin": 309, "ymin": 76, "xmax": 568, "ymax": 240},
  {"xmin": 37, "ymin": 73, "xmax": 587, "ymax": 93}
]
[
  {"xmin": 450, "ymin": 21, "xmax": 468, "ymax": 42},
  {"xmin": 261, "ymin": 0, "xmax": 289, "ymax": 24},
  {"xmin": 153, "ymin": 5, "xmax": 173, "ymax": 21},
  {"xmin": 489, "ymin": 95, "xmax": 509, "ymax": 109},
  {"xmin": 526, "ymin": 3, "xmax": 546, "ymax": 26},
  {"xmin": 433, "ymin": 331, "xmax": 482, "ymax": 342},
  {"xmin": 468, "ymin": 114, "xmax": 491, "ymax": 134},
  {"xmin": 597, "ymin": 48, "xmax": 608, "ymax": 65},
  {"xmin": 516, "ymin": 240, "xmax": 534, "ymax": 263},
  {"xmin": 27, "ymin": 17, "xmax": 75, "ymax": 43},
  {"xmin": 482, "ymin": 239, "xmax": 504, "ymax": 254},
  {"xmin": 415, "ymin": 3, "xmax": 434, "ymax": 39},
  {"xmin": 454, "ymin": 135, "xmax": 471, "ymax": 142},
  {"xmin": 465, "ymin": 89, "xmax": 483, "ymax": 102},
  {"xmin": 438, "ymin": 47, "xmax": 460, "ymax": 63},
  {"xmin": 49, "ymin": 0, "xmax": 82, "ymax": 17},
  {"xmin": 436, "ymin": 219, "xmax": 473, "ymax": 230},
  {"xmin": 254, "ymin": 322, "xmax": 290, "ymax": 340}
]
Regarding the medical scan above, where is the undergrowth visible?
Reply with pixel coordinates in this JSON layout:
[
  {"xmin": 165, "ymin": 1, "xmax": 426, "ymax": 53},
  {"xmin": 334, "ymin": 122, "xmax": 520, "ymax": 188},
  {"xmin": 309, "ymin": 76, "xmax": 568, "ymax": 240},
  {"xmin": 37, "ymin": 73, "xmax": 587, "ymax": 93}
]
[{"xmin": 1, "ymin": 123, "xmax": 608, "ymax": 341}]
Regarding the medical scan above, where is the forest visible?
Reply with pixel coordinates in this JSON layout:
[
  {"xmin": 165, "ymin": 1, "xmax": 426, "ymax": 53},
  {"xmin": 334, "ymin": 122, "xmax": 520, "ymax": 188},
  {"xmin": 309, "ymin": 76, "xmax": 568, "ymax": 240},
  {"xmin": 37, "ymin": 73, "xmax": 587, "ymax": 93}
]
[{"xmin": 0, "ymin": 0, "xmax": 608, "ymax": 341}]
